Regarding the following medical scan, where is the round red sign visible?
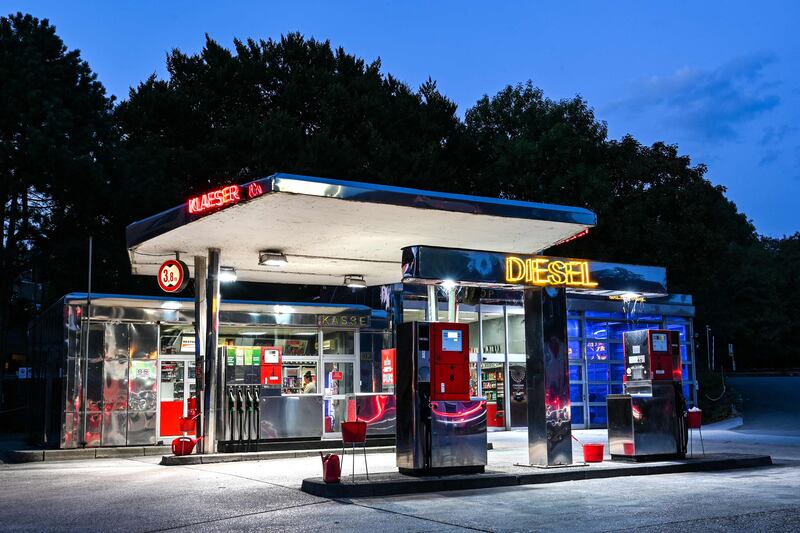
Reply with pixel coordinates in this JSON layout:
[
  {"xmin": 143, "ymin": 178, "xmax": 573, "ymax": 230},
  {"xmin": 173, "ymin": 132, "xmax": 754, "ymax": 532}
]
[{"xmin": 157, "ymin": 259, "xmax": 189, "ymax": 293}]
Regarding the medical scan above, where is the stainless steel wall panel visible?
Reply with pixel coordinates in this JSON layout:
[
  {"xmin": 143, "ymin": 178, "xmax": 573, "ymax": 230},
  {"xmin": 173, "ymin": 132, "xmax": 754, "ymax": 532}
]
[
  {"xmin": 129, "ymin": 324, "xmax": 158, "ymax": 360},
  {"xmin": 127, "ymin": 411, "xmax": 157, "ymax": 445},
  {"xmin": 259, "ymin": 395, "xmax": 323, "ymax": 439},
  {"xmin": 101, "ymin": 412, "xmax": 128, "ymax": 446}
]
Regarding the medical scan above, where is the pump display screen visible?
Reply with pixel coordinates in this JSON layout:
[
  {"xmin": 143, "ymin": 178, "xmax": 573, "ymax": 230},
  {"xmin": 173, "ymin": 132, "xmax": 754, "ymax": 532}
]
[
  {"xmin": 651, "ymin": 333, "xmax": 668, "ymax": 352},
  {"xmin": 441, "ymin": 330, "xmax": 463, "ymax": 352}
]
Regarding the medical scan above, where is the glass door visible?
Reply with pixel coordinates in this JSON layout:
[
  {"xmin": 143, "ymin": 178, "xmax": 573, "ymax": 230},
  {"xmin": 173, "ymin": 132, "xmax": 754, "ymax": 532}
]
[
  {"xmin": 158, "ymin": 356, "xmax": 196, "ymax": 438},
  {"xmin": 322, "ymin": 360, "xmax": 354, "ymax": 436}
]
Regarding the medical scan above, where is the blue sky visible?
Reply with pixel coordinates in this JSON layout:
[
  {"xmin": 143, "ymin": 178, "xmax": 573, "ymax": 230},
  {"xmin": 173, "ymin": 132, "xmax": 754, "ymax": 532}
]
[{"xmin": 6, "ymin": 1, "xmax": 799, "ymax": 236}]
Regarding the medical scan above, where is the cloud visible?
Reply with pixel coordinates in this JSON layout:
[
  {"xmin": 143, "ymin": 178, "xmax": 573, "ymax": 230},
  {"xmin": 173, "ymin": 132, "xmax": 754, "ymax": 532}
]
[{"xmin": 611, "ymin": 53, "xmax": 780, "ymax": 142}]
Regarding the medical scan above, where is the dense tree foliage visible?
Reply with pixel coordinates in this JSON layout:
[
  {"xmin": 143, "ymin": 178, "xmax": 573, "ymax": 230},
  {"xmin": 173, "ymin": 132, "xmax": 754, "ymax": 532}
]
[
  {"xmin": 0, "ymin": 13, "xmax": 114, "ymax": 358},
  {"xmin": 2, "ymin": 16, "xmax": 798, "ymax": 369}
]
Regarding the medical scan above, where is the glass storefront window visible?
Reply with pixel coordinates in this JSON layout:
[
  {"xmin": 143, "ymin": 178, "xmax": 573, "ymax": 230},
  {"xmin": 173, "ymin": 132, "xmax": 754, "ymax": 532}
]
[
  {"xmin": 403, "ymin": 307, "xmax": 426, "ymax": 323},
  {"xmin": 610, "ymin": 364, "xmax": 625, "ymax": 382},
  {"xmin": 159, "ymin": 326, "xmax": 196, "ymax": 355},
  {"xmin": 589, "ymin": 405, "xmax": 607, "ymax": 425},
  {"xmin": 666, "ymin": 318, "xmax": 688, "ymax": 341},
  {"xmin": 571, "ymin": 405, "xmax": 584, "ymax": 425},
  {"xmin": 323, "ymin": 362, "xmax": 354, "ymax": 395},
  {"xmin": 570, "ymin": 384, "xmax": 583, "ymax": 403},
  {"xmin": 680, "ymin": 344, "xmax": 689, "ymax": 362},
  {"xmin": 322, "ymin": 330, "xmax": 354, "ymax": 355},
  {"xmin": 611, "ymin": 383, "xmax": 624, "ymax": 394},
  {"xmin": 567, "ymin": 319, "xmax": 581, "ymax": 338},
  {"xmin": 586, "ymin": 341, "xmax": 608, "ymax": 360},
  {"xmin": 609, "ymin": 343, "xmax": 624, "ymax": 360},
  {"xmin": 480, "ymin": 309, "xmax": 506, "ymax": 354},
  {"xmin": 585, "ymin": 321, "xmax": 607, "ymax": 340},
  {"xmin": 569, "ymin": 365, "xmax": 583, "ymax": 381},
  {"xmin": 588, "ymin": 384, "xmax": 609, "ymax": 402},
  {"xmin": 507, "ymin": 314, "xmax": 525, "ymax": 354},
  {"xmin": 587, "ymin": 363, "xmax": 609, "ymax": 382},
  {"xmin": 359, "ymin": 332, "xmax": 387, "ymax": 393},
  {"xmin": 281, "ymin": 361, "xmax": 318, "ymax": 394},
  {"xmin": 219, "ymin": 327, "xmax": 319, "ymax": 356},
  {"xmin": 568, "ymin": 341, "xmax": 582, "ymax": 360}
]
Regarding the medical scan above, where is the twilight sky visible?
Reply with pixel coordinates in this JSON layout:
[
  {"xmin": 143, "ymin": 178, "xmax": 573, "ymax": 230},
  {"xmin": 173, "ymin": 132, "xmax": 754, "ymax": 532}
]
[{"xmin": 6, "ymin": 1, "xmax": 799, "ymax": 236}]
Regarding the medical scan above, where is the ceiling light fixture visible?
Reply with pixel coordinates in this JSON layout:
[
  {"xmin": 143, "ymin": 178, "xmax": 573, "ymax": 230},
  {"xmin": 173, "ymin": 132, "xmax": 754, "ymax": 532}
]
[
  {"xmin": 219, "ymin": 266, "xmax": 238, "ymax": 282},
  {"xmin": 440, "ymin": 279, "xmax": 457, "ymax": 290},
  {"xmin": 258, "ymin": 250, "xmax": 288, "ymax": 267},
  {"xmin": 160, "ymin": 301, "xmax": 182, "ymax": 310},
  {"xmin": 344, "ymin": 274, "xmax": 367, "ymax": 289}
]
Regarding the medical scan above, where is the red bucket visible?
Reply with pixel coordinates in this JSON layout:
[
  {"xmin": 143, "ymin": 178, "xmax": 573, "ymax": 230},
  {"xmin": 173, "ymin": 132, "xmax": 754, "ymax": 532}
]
[
  {"xmin": 583, "ymin": 443, "xmax": 604, "ymax": 463},
  {"xmin": 179, "ymin": 416, "xmax": 196, "ymax": 433},
  {"xmin": 341, "ymin": 421, "xmax": 367, "ymax": 444},
  {"xmin": 687, "ymin": 410, "xmax": 702, "ymax": 429}
]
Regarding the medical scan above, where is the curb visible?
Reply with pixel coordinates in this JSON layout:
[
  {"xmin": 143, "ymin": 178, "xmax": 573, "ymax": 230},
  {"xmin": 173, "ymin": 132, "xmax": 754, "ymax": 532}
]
[
  {"xmin": 4, "ymin": 446, "xmax": 172, "ymax": 464},
  {"xmin": 161, "ymin": 445, "xmax": 396, "ymax": 466},
  {"xmin": 300, "ymin": 454, "xmax": 773, "ymax": 498}
]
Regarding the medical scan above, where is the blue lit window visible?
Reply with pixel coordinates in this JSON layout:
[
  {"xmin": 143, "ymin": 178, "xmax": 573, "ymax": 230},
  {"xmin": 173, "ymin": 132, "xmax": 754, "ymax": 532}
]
[
  {"xmin": 683, "ymin": 383, "xmax": 690, "ymax": 399},
  {"xmin": 569, "ymin": 365, "xmax": 583, "ymax": 381},
  {"xmin": 666, "ymin": 317, "xmax": 688, "ymax": 341},
  {"xmin": 571, "ymin": 406, "xmax": 585, "ymax": 425},
  {"xmin": 567, "ymin": 319, "xmax": 581, "ymax": 338},
  {"xmin": 609, "ymin": 343, "xmax": 625, "ymax": 360},
  {"xmin": 680, "ymin": 345, "xmax": 688, "ymax": 362},
  {"xmin": 586, "ymin": 341, "xmax": 608, "ymax": 361},
  {"xmin": 570, "ymin": 384, "xmax": 583, "ymax": 403},
  {"xmin": 588, "ymin": 384, "xmax": 609, "ymax": 402},
  {"xmin": 568, "ymin": 341, "xmax": 582, "ymax": 360},
  {"xmin": 585, "ymin": 321, "xmax": 607, "ymax": 339},
  {"xmin": 589, "ymin": 406, "xmax": 607, "ymax": 425},
  {"xmin": 611, "ymin": 383, "xmax": 624, "ymax": 394},
  {"xmin": 610, "ymin": 364, "xmax": 625, "ymax": 382},
  {"xmin": 587, "ymin": 364, "xmax": 609, "ymax": 382}
]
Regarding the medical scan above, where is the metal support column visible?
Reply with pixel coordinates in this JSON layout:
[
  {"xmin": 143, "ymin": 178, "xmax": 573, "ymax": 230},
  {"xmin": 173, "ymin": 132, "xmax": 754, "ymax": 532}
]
[
  {"xmin": 477, "ymin": 303, "xmax": 483, "ymax": 397},
  {"xmin": 193, "ymin": 255, "xmax": 207, "ymax": 450},
  {"xmin": 426, "ymin": 285, "xmax": 438, "ymax": 323},
  {"xmin": 503, "ymin": 305, "xmax": 511, "ymax": 430},
  {"xmin": 201, "ymin": 249, "xmax": 221, "ymax": 453},
  {"xmin": 524, "ymin": 287, "xmax": 572, "ymax": 466},
  {"xmin": 447, "ymin": 286, "xmax": 457, "ymax": 322}
]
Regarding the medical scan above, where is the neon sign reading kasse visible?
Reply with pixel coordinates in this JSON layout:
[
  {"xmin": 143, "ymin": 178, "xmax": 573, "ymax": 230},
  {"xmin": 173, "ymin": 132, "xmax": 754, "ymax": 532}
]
[
  {"xmin": 505, "ymin": 256, "xmax": 598, "ymax": 288},
  {"xmin": 187, "ymin": 185, "xmax": 241, "ymax": 214}
]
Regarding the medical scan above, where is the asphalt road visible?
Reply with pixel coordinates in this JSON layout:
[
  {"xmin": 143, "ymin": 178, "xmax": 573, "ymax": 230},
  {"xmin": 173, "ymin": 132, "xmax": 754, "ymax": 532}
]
[{"xmin": 2, "ymin": 426, "xmax": 799, "ymax": 532}]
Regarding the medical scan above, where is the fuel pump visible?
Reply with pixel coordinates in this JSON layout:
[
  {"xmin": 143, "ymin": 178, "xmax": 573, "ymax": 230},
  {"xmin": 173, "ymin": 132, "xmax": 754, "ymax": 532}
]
[
  {"xmin": 227, "ymin": 387, "xmax": 237, "ymax": 441},
  {"xmin": 236, "ymin": 388, "xmax": 245, "ymax": 443},
  {"xmin": 607, "ymin": 329, "xmax": 688, "ymax": 460},
  {"xmin": 396, "ymin": 321, "xmax": 487, "ymax": 475}
]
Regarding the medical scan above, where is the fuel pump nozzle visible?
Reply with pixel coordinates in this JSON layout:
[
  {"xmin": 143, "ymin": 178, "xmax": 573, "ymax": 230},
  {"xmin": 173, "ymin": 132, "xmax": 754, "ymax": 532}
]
[{"xmin": 236, "ymin": 388, "xmax": 245, "ymax": 444}]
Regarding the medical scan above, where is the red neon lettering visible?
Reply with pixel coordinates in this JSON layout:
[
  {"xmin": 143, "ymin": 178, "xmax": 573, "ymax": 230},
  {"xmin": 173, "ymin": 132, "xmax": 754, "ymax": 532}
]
[{"xmin": 187, "ymin": 185, "xmax": 241, "ymax": 214}]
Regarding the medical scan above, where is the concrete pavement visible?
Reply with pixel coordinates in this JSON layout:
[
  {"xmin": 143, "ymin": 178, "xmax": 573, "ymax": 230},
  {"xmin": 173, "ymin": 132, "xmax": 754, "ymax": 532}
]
[{"xmin": 0, "ymin": 421, "xmax": 798, "ymax": 532}]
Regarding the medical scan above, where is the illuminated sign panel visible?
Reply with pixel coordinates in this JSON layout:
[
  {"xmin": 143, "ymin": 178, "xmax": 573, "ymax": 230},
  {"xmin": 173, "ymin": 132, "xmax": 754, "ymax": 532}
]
[
  {"xmin": 187, "ymin": 185, "xmax": 241, "ymax": 214},
  {"xmin": 505, "ymin": 256, "xmax": 598, "ymax": 288}
]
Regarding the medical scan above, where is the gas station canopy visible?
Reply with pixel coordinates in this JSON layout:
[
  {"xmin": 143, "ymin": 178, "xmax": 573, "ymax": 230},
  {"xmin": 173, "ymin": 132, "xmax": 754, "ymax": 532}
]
[{"xmin": 127, "ymin": 173, "xmax": 597, "ymax": 286}]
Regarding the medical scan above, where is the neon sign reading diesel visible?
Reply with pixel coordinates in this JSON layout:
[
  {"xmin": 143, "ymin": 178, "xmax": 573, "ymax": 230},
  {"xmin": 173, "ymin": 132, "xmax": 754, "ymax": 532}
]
[{"xmin": 505, "ymin": 256, "xmax": 598, "ymax": 288}]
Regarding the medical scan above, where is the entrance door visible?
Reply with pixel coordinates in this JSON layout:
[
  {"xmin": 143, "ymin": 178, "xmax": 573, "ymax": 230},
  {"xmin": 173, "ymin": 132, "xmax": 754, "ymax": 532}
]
[
  {"xmin": 322, "ymin": 360, "xmax": 355, "ymax": 436},
  {"xmin": 158, "ymin": 357, "xmax": 196, "ymax": 438}
]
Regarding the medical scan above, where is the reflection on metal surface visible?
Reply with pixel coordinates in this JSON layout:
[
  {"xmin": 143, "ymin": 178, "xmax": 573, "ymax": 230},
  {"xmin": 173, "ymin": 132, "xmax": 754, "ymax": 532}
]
[
  {"xmin": 525, "ymin": 287, "xmax": 573, "ymax": 466},
  {"xmin": 430, "ymin": 400, "xmax": 488, "ymax": 469},
  {"xmin": 345, "ymin": 394, "xmax": 396, "ymax": 436},
  {"xmin": 608, "ymin": 383, "xmax": 687, "ymax": 459},
  {"xmin": 259, "ymin": 394, "xmax": 323, "ymax": 439}
]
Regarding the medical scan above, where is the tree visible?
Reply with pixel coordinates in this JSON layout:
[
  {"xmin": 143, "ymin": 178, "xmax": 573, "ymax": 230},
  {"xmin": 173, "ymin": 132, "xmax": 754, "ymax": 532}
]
[{"xmin": 0, "ymin": 13, "xmax": 114, "ymax": 365}]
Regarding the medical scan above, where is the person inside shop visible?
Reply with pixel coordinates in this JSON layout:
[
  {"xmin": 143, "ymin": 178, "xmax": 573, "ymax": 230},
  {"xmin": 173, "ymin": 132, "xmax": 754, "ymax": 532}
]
[{"xmin": 302, "ymin": 371, "xmax": 317, "ymax": 394}]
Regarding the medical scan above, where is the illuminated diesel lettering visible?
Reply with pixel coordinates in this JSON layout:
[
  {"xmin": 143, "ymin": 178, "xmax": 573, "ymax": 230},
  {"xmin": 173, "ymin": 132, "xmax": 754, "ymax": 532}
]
[
  {"xmin": 504, "ymin": 256, "xmax": 598, "ymax": 288},
  {"xmin": 547, "ymin": 260, "xmax": 568, "ymax": 285},
  {"xmin": 505, "ymin": 256, "xmax": 526, "ymax": 282}
]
